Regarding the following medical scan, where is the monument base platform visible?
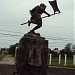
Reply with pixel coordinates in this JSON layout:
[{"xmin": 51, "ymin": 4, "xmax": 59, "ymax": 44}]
[{"xmin": 16, "ymin": 33, "xmax": 48, "ymax": 75}]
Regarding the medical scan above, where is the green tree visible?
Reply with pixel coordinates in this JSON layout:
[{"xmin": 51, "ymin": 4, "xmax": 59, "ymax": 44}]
[
  {"xmin": 65, "ymin": 43, "xmax": 72, "ymax": 52},
  {"xmin": 60, "ymin": 43, "xmax": 73, "ymax": 57},
  {"xmin": 64, "ymin": 43, "xmax": 72, "ymax": 57},
  {"xmin": 59, "ymin": 49, "xmax": 65, "ymax": 57},
  {"xmin": 72, "ymin": 44, "xmax": 75, "ymax": 50},
  {"xmin": 8, "ymin": 43, "xmax": 18, "ymax": 56}
]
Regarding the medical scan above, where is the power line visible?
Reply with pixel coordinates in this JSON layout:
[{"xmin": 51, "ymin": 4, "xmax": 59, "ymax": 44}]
[
  {"xmin": 0, "ymin": 29, "xmax": 74, "ymax": 41},
  {"xmin": 0, "ymin": 29, "xmax": 24, "ymax": 34},
  {"xmin": 0, "ymin": 33, "xmax": 22, "ymax": 37},
  {"xmin": 0, "ymin": 38, "xmax": 17, "ymax": 41},
  {"xmin": 46, "ymin": 38, "xmax": 74, "ymax": 41},
  {"xmin": 0, "ymin": 24, "xmax": 74, "ymax": 30},
  {"xmin": 0, "ymin": 32, "xmax": 73, "ymax": 41},
  {"xmin": 47, "ymin": 26, "xmax": 74, "ymax": 30},
  {"xmin": 44, "ymin": 35, "xmax": 74, "ymax": 41}
]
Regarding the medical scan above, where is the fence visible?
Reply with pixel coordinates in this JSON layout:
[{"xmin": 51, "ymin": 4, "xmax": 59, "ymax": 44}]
[
  {"xmin": 15, "ymin": 47, "xmax": 75, "ymax": 67},
  {"xmin": 49, "ymin": 53, "xmax": 75, "ymax": 66}
]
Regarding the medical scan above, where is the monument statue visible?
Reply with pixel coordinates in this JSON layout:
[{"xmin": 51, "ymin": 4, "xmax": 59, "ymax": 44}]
[
  {"xmin": 21, "ymin": 3, "xmax": 50, "ymax": 34},
  {"xmin": 14, "ymin": 1, "xmax": 61, "ymax": 75},
  {"xmin": 21, "ymin": 1, "xmax": 61, "ymax": 34}
]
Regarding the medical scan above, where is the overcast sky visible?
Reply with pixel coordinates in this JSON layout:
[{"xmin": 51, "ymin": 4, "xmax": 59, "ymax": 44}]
[{"xmin": 0, "ymin": 0, "xmax": 74, "ymax": 49}]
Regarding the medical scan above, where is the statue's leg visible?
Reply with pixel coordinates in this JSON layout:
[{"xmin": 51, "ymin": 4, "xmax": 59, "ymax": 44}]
[
  {"xmin": 30, "ymin": 19, "xmax": 42, "ymax": 33},
  {"xmin": 30, "ymin": 24, "xmax": 42, "ymax": 32},
  {"xmin": 29, "ymin": 13, "xmax": 42, "ymax": 33}
]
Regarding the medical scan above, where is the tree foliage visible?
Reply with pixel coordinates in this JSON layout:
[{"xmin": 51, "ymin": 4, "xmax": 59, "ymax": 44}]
[
  {"xmin": 65, "ymin": 43, "xmax": 72, "ymax": 52},
  {"xmin": 60, "ymin": 43, "xmax": 73, "ymax": 57},
  {"xmin": 72, "ymin": 44, "xmax": 75, "ymax": 49},
  {"xmin": 8, "ymin": 43, "xmax": 18, "ymax": 56}
]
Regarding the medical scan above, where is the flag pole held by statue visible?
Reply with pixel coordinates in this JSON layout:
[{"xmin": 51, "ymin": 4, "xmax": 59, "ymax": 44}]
[{"xmin": 21, "ymin": 0, "xmax": 61, "ymax": 25}]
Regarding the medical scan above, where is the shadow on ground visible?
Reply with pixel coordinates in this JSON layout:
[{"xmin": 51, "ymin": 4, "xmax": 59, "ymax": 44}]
[{"xmin": 0, "ymin": 64, "xmax": 75, "ymax": 75}]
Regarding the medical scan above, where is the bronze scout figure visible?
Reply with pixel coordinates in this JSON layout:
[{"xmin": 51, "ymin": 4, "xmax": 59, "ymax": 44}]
[{"xmin": 28, "ymin": 3, "xmax": 50, "ymax": 33}]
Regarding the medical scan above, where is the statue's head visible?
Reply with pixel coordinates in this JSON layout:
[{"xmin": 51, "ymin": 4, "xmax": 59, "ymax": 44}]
[{"xmin": 40, "ymin": 3, "xmax": 46, "ymax": 10}]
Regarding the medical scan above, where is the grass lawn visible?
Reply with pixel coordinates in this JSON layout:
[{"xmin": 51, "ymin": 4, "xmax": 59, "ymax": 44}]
[
  {"xmin": 49, "ymin": 57, "xmax": 75, "ymax": 68},
  {"xmin": 0, "ymin": 54, "xmax": 5, "ymax": 60}
]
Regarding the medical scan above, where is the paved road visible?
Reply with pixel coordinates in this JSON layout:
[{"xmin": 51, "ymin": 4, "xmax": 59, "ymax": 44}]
[{"xmin": 0, "ymin": 54, "xmax": 15, "ymax": 65}]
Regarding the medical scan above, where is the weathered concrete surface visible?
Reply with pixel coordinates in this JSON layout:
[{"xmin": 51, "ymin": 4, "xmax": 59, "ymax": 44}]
[{"xmin": 16, "ymin": 33, "xmax": 48, "ymax": 75}]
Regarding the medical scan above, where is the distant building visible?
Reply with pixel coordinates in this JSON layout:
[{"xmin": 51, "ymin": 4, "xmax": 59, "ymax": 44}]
[
  {"xmin": 53, "ymin": 48, "xmax": 60, "ymax": 53},
  {"xmin": 0, "ymin": 48, "xmax": 8, "ymax": 54},
  {"xmin": 0, "ymin": 48, "xmax": 1, "ymax": 54}
]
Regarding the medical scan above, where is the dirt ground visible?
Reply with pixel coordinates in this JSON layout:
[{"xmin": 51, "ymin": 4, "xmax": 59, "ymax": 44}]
[
  {"xmin": 0, "ymin": 55, "xmax": 15, "ymax": 65},
  {"xmin": 47, "ymin": 67, "xmax": 75, "ymax": 75}
]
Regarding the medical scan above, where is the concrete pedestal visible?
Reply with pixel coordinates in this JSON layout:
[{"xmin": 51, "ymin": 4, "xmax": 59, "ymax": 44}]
[{"xmin": 16, "ymin": 33, "xmax": 48, "ymax": 75}]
